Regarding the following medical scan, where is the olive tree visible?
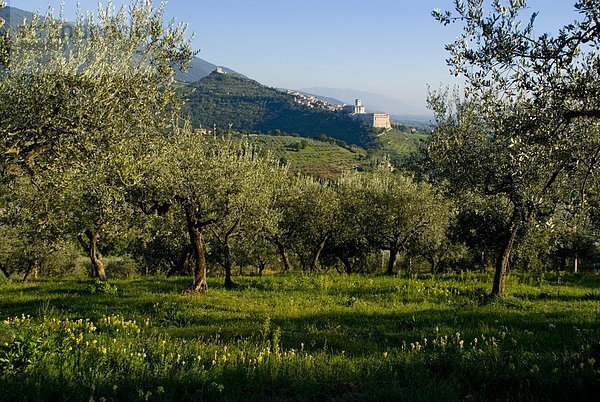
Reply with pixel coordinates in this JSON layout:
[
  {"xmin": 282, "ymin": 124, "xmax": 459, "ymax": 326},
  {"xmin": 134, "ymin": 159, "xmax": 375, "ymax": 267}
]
[
  {"xmin": 127, "ymin": 208, "xmax": 191, "ymax": 277},
  {"xmin": 410, "ymin": 197, "xmax": 457, "ymax": 274},
  {"xmin": 1, "ymin": 1, "xmax": 192, "ymax": 171},
  {"xmin": 269, "ymin": 176, "xmax": 301, "ymax": 273},
  {"xmin": 231, "ymin": 230, "xmax": 279, "ymax": 276},
  {"xmin": 131, "ymin": 131, "xmax": 285, "ymax": 292},
  {"xmin": 0, "ymin": 176, "xmax": 69, "ymax": 280},
  {"xmin": 450, "ymin": 193, "xmax": 512, "ymax": 272},
  {"xmin": 430, "ymin": 0, "xmax": 599, "ymax": 295},
  {"xmin": 206, "ymin": 147, "xmax": 284, "ymax": 288},
  {"xmin": 286, "ymin": 176, "xmax": 340, "ymax": 272},
  {"xmin": 0, "ymin": 1, "xmax": 192, "ymax": 279},
  {"xmin": 54, "ymin": 163, "xmax": 137, "ymax": 280},
  {"xmin": 345, "ymin": 171, "xmax": 444, "ymax": 276},
  {"xmin": 329, "ymin": 174, "xmax": 377, "ymax": 274}
]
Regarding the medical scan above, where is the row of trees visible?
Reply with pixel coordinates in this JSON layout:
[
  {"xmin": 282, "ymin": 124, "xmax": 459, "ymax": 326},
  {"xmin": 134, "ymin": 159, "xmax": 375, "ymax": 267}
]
[
  {"xmin": 0, "ymin": 123, "xmax": 449, "ymax": 287},
  {"xmin": 0, "ymin": 1, "xmax": 598, "ymax": 296},
  {"xmin": 2, "ymin": 126, "xmax": 597, "ymax": 290}
]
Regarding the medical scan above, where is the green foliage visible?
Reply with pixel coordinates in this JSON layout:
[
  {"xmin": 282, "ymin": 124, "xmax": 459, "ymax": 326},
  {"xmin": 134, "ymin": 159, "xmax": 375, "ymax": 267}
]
[
  {"xmin": 372, "ymin": 128, "xmax": 430, "ymax": 168},
  {"xmin": 0, "ymin": 1, "xmax": 194, "ymax": 281},
  {"xmin": 250, "ymin": 134, "xmax": 365, "ymax": 178},
  {"xmin": 0, "ymin": 0, "xmax": 192, "ymax": 171},
  {"xmin": 286, "ymin": 176, "xmax": 339, "ymax": 271},
  {"xmin": 128, "ymin": 130, "xmax": 288, "ymax": 290},
  {"xmin": 86, "ymin": 279, "xmax": 119, "ymax": 295},
  {"xmin": 429, "ymin": 0, "xmax": 600, "ymax": 294},
  {"xmin": 339, "ymin": 171, "xmax": 450, "ymax": 275}
]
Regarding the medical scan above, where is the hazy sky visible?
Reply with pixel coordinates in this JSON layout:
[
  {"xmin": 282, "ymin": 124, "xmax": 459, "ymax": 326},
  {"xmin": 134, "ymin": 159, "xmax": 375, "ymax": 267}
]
[{"xmin": 7, "ymin": 0, "xmax": 581, "ymax": 114}]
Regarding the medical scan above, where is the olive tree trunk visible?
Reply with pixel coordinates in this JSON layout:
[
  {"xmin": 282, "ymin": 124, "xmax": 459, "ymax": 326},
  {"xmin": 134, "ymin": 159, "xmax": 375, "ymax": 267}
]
[
  {"xmin": 309, "ymin": 235, "xmax": 329, "ymax": 272},
  {"xmin": 274, "ymin": 237, "xmax": 291, "ymax": 272},
  {"xmin": 185, "ymin": 207, "xmax": 210, "ymax": 293},
  {"xmin": 491, "ymin": 223, "xmax": 519, "ymax": 296},
  {"xmin": 168, "ymin": 244, "xmax": 193, "ymax": 277},
  {"xmin": 257, "ymin": 261, "xmax": 266, "ymax": 276},
  {"xmin": 386, "ymin": 244, "xmax": 399, "ymax": 276},
  {"xmin": 22, "ymin": 262, "xmax": 38, "ymax": 282},
  {"xmin": 188, "ymin": 224, "xmax": 208, "ymax": 292},
  {"xmin": 223, "ymin": 243, "xmax": 236, "ymax": 289},
  {"xmin": 0, "ymin": 264, "xmax": 10, "ymax": 279},
  {"xmin": 79, "ymin": 230, "xmax": 107, "ymax": 281}
]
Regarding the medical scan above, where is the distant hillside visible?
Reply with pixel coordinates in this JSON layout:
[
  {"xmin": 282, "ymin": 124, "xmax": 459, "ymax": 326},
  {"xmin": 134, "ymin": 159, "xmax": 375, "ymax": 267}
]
[
  {"xmin": 296, "ymin": 91, "xmax": 345, "ymax": 106},
  {"xmin": 249, "ymin": 135, "xmax": 365, "ymax": 179},
  {"xmin": 390, "ymin": 114, "xmax": 433, "ymax": 130},
  {"xmin": 372, "ymin": 128, "xmax": 430, "ymax": 167},
  {"xmin": 0, "ymin": 7, "xmax": 35, "ymax": 28},
  {"xmin": 183, "ymin": 72, "xmax": 372, "ymax": 147},
  {"xmin": 300, "ymin": 87, "xmax": 418, "ymax": 114}
]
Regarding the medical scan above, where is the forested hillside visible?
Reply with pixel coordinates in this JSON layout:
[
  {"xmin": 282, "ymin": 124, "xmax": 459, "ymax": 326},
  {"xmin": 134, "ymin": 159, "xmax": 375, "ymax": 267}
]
[{"xmin": 182, "ymin": 72, "xmax": 373, "ymax": 147}]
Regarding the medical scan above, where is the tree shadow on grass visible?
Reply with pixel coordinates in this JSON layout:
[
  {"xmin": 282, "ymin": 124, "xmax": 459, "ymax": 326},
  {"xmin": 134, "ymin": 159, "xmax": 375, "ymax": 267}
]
[{"xmin": 0, "ymin": 277, "xmax": 597, "ymax": 357}]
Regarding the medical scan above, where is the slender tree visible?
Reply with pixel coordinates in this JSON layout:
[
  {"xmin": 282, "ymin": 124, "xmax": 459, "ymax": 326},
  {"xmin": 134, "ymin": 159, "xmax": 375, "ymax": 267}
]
[
  {"xmin": 284, "ymin": 177, "xmax": 340, "ymax": 272},
  {"xmin": 354, "ymin": 172, "xmax": 442, "ymax": 276}
]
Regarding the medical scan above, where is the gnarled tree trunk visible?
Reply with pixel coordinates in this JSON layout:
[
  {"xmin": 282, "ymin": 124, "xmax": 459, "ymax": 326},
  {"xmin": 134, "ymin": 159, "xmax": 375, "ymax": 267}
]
[
  {"xmin": 340, "ymin": 256, "xmax": 353, "ymax": 274},
  {"xmin": 491, "ymin": 223, "xmax": 519, "ymax": 296},
  {"xmin": 0, "ymin": 263, "xmax": 10, "ymax": 279},
  {"xmin": 428, "ymin": 257, "xmax": 438, "ymax": 275},
  {"xmin": 386, "ymin": 244, "xmax": 399, "ymax": 276},
  {"xmin": 223, "ymin": 243, "xmax": 235, "ymax": 289},
  {"xmin": 257, "ymin": 261, "xmax": 266, "ymax": 276},
  {"xmin": 79, "ymin": 230, "xmax": 107, "ymax": 281},
  {"xmin": 310, "ymin": 235, "xmax": 329, "ymax": 272},
  {"xmin": 185, "ymin": 206, "xmax": 210, "ymax": 293},
  {"xmin": 188, "ymin": 225, "xmax": 208, "ymax": 292},
  {"xmin": 168, "ymin": 244, "xmax": 193, "ymax": 277},
  {"xmin": 22, "ymin": 262, "xmax": 38, "ymax": 282}
]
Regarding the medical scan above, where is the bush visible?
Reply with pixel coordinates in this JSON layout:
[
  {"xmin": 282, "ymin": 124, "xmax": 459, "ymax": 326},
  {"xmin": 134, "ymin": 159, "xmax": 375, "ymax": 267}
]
[
  {"xmin": 104, "ymin": 255, "xmax": 140, "ymax": 279},
  {"xmin": 86, "ymin": 279, "xmax": 119, "ymax": 295},
  {"xmin": 40, "ymin": 242, "xmax": 86, "ymax": 278}
]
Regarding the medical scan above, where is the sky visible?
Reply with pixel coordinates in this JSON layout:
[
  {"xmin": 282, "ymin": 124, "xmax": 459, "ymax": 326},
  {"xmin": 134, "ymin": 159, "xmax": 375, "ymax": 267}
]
[{"xmin": 6, "ymin": 0, "xmax": 581, "ymax": 114}]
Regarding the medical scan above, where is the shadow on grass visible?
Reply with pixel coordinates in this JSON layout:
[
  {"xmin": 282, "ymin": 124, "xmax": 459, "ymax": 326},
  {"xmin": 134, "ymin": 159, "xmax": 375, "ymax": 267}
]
[{"xmin": 0, "ymin": 276, "xmax": 598, "ymax": 356}]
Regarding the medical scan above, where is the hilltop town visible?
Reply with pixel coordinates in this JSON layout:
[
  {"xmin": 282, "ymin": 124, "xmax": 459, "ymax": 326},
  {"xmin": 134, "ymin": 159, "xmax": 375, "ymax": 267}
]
[{"xmin": 286, "ymin": 90, "xmax": 391, "ymax": 129}]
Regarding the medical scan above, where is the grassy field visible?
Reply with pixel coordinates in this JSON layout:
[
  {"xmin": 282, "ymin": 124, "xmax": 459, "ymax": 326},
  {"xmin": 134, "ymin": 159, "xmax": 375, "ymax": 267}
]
[
  {"xmin": 0, "ymin": 273, "xmax": 599, "ymax": 401},
  {"xmin": 250, "ymin": 135, "xmax": 365, "ymax": 178},
  {"xmin": 375, "ymin": 129, "xmax": 430, "ymax": 165}
]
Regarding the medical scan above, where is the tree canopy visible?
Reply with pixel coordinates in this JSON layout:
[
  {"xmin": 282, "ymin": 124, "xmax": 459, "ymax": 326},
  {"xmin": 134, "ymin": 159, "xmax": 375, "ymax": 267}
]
[
  {"xmin": 429, "ymin": 0, "xmax": 599, "ymax": 295},
  {"xmin": 0, "ymin": 0, "xmax": 193, "ymax": 173}
]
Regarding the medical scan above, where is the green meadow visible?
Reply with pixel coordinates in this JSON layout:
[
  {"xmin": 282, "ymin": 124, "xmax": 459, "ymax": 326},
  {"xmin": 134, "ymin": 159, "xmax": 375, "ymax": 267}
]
[{"xmin": 1, "ymin": 273, "xmax": 599, "ymax": 401}]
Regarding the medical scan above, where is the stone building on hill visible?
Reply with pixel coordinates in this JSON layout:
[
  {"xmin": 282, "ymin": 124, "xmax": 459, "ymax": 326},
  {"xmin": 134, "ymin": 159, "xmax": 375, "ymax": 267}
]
[{"xmin": 343, "ymin": 99, "xmax": 391, "ymax": 129}]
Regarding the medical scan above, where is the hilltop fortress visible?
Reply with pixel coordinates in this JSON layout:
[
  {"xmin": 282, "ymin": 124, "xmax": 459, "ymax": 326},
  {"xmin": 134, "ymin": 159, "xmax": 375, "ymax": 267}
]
[{"xmin": 343, "ymin": 99, "xmax": 391, "ymax": 129}]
